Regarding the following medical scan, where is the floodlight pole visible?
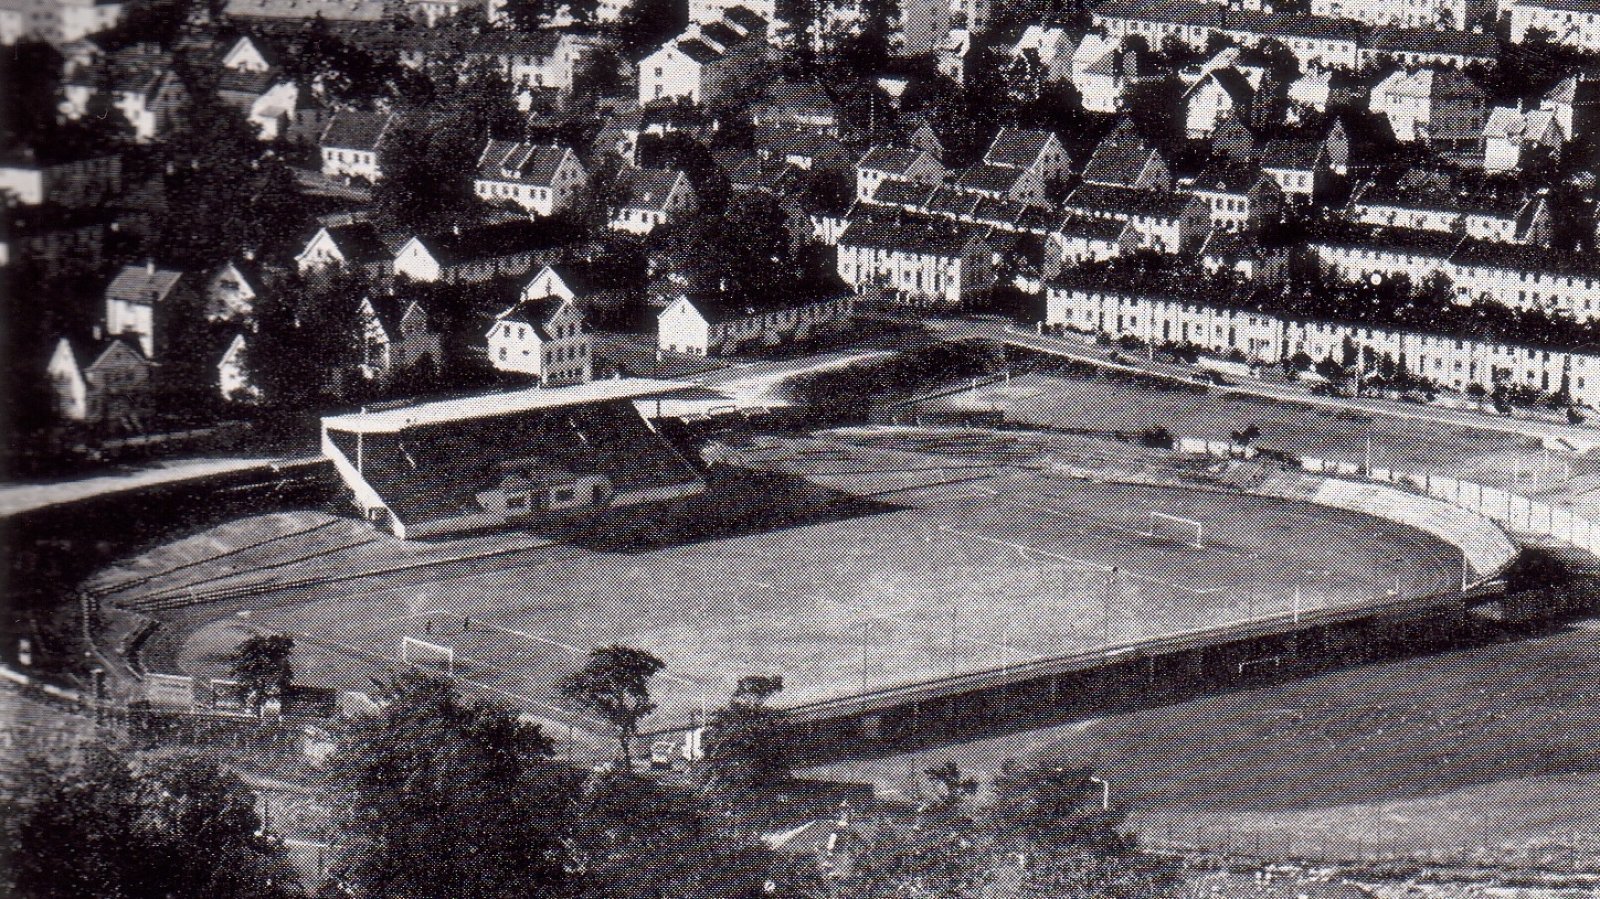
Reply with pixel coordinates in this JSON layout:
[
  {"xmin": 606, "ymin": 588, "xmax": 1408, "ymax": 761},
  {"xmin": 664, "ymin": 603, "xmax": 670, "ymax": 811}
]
[{"xmin": 1103, "ymin": 567, "xmax": 1118, "ymax": 649}]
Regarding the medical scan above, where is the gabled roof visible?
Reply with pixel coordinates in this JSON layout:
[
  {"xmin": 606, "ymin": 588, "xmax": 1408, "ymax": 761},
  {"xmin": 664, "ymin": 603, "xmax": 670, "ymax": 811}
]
[
  {"xmin": 674, "ymin": 278, "xmax": 849, "ymax": 323},
  {"xmin": 675, "ymin": 38, "xmax": 723, "ymax": 64},
  {"xmin": 955, "ymin": 163, "xmax": 1028, "ymax": 194},
  {"xmin": 497, "ymin": 295, "xmax": 569, "ymax": 337},
  {"xmin": 1373, "ymin": 67, "xmax": 1485, "ymax": 102},
  {"xmin": 478, "ymin": 140, "xmax": 572, "ymax": 186},
  {"xmin": 413, "ymin": 219, "xmax": 568, "ymax": 265},
  {"xmin": 839, "ymin": 212, "xmax": 988, "ymax": 257},
  {"xmin": 320, "ymin": 109, "xmax": 394, "ymax": 151},
  {"xmin": 1193, "ymin": 68, "xmax": 1255, "ymax": 107},
  {"xmin": 1064, "ymin": 184, "xmax": 1194, "ymax": 218},
  {"xmin": 1225, "ymin": 8, "xmax": 1364, "ymax": 41},
  {"xmin": 215, "ymin": 68, "xmax": 278, "ymax": 98},
  {"xmin": 76, "ymin": 335, "xmax": 149, "ymax": 373},
  {"xmin": 870, "ymin": 178, "xmax": 938, "ymax": 206},
  {"xmin": 1451, "ymin": 238, "xmax": 1600, "ymax": 278},
  {"xmin": 983, "ymin": 127, "xmax": 1060, "ymax": 169},
  {"xmin": 1484, "ymin": 106, "xmax": 1561, "ymax": 143},
  {"xmin": 106, "ymin": 264, "xmax": 184, "ymax": 305},
  {"xmin": 617, "ymin": 167, "xmax": 688, "ymax": 211},
  {"xmin": 1051, "ymin": 215, "xmax": 1130, "ymax": 242},
  {"xmin": 1352, "ymin": 170, "xmax": 1527, "ymax": 218},
  {"xmin": 721, "ymin": 5, "xmax": 766, "ymax": 32},
  {"xmin": 1260, "ymin": 138, "xmax": 1322, "ymax": 171},
  {"xmin": 858, "ymin": 145, "xmax": 935, "ymax": 174},
  {"xmin": 754, "ymin": 80, "xmax": 838, "ymax": 119},
  {"xmin": 754, "ymin": 125, "xmax": 847, "ymax": 162},
  {"xmin": 1190, "ymin": 160, "xmax": 1269, "ymax": 194},
  {"xmin": 316, "ymin": 221, "xmax": 392, "ymax": 264},
  {"xmin": 1364, "ymin": 27, "xmax": 1496, "ymax": 59},
  {"xmin": 1012, "ymin": 25, "xmax": 1072, "ymax": 62},
  {"xmin": 1543, "ymin": 75, "xmax": 1600, "ymax": 108},
  {"xmin": 1093, "ymin": 0, "xmax": 1224, "ymax": 27}
]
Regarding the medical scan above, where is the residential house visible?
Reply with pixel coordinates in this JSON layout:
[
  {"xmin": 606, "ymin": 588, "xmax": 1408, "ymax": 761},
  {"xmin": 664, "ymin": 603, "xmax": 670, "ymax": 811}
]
[
  {"xmin": 836, "ymin": 212, "xmax": 995, "ymax": 307},
  {"xmin": 609, "ymin": 167, "xmax": 697, "ymax": 234},
  {"xmin": 1508, "ymin": 0, "xmax": 1600, "ymax": 51},
  {"xmin": 1357, "ymin": 27, "xmax": 1498, "ymax": 69},
  {"xmin": 1199, "ymin": 230, "xmax": 1291, "ymax": 284},
  {"xmin": 1307, "ymin": 223, "xmax": 1461, "ymax": 284},
  {"xmin": 61, "ymin": 44, "xmax": 188, "ymax": 142},
  {"xmin": 46, "ymin": 335, "xmax": 151, "ymax": 425},
  {"xmin": 487, "ymin": 272, "xmax": 593, "ymax": 384},
  {"xmin": 1287, "ymin": 67, "xmax": 1358, "ymax": 116},
  {"xmin": 1209, "ymin": 112, "xmax": 1263, "ymax": 160},
  {"xmin": 1482, "ymin": 105, "xmax": 1563, "ymax": 172},
  {"xmin": 637, "ymin": 12, "xmax": 769, "ymax": 106},
  {"xmin": 222, "ymin": 0, "xmax": 385, "ymax": 24},
  {"xmin": 1091, "ymin": 0, "xmax": 1222, "ymax": 51},
  {"xmin": 751, "ymin": 80, "xmax": 841, "ymax": 134},
  {"xmin": 1540, "ymin": 75, "xmax": 1600, "ymax": 141},
  {"xmin": 657, "ymin": 285, "xmax": 855, "ymax": 356},
  {"xmin": 947, "ymin": 0, "xmax": 989, "ymax": 30},
  {"xmin": 353, "ymin": 294, "xmax": 440, "ymax": 383},
  {"xmin": 296, "ymin": 221, "xmax": 396, "ymax": 278},
  {"xmin": 953, "ymin": 163, "xmax": 1047, "ymax": 206},
  {"xmin": 392, "ymin": 219, "xmax": 566, "ymax": 284},
  {"xmin": 856, "ymin": 146, "xmax": 944, "ymax": 201},
  {"xmin": 1259, "ymin": 139, "xmax": 1328, "ymax": 200},
  {"xmin": 1184, "ymin": 68, "xmax": 1257, "ymax": 138},
  {"xmin": 217, "ymin": 332, "xmax": 262, "ymax": 403},
  {"xmin": 1043, "ymin": 216, "xmax": 1134, "ymax": 279},
  {"xmin": 3, "ymin": 0, "xmax": 121, "ymax": 44},
  {"xmin": 982, "ymin": 127, "xmax": 1071, "ymax": 185},
  {"xmin": 474, "ymin": 141, "xmax": 588, "ymax": 217},
  {"xmin": 0, "ymin": 145, "xmax": 121, "ymax": 206},
  {"xmin": 205, "ymin": 259, "xmax": 263, "ymax": 323},
  {"xmin": 753, "ymin": 126, "xmax": 852, "ymax": 172},
  {"xmin": 0, "ymin": 204, "xmax": 108, "ymax": 276},
  {"xmin": 1059, "ymin": 183, "xmax": 1212, "ymax": 254},
  {"xmin": 1080, "ymin": 132, "xmax": 1171, "ymax": 191},
  {"xmin": 863, "ymin": 181, "xmax": 1055, "ymax": 235},
  {"xmin": 1311, "ymin": 0, "xmax": 1489, "ymax": 29},
  {"xmin": 319, "ymin": 109, "xmax": 395, "ymax": 182},
  {"xmin": 1221, "ymin": 9, "xmax": 1364, "ymax": 68},
  {"xmin": 1186, "ymin": 161, "xmax": 1284, "ymax": 233},
  {"xmin": 1070, "ymin": 35, "xmax": 1162, "ymax": 113},
  {"xmin": 1449, "ymin": 240, "xmax": 1600, "ymax": 321},
  {"xmin": 936, "ymin": 27, "xmax": 971, "ymax": 82},
  {"xmin": 104, "ymin": 262, "xmax": 193, "ymax": 359},
  {"xmin": 1368, "ymin": 67, "xmax": 1486, "ymax": 147},
  {"xmin": 1347, "ymin": 172, "xmax": 1551, "ymax": 245},
  {"xmin": 1009, "ymin": 25, "xmax": 1075, "ymax": 82}
]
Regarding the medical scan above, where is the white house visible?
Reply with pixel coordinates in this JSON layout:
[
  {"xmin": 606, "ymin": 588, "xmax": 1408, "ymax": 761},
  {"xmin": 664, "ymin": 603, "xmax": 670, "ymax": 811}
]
[
  {"xmin": 104, "ymin": 262, "xmax": 188, "ymax": 359},
  {"xmin": 637, "ymin": 11, "xmax": 768, "ymax": 106},
  {"xmin": 982, "ymin": 127, "xmax": 1070, "ymax": 184},
  {"xmin": 1059, "ymin": 184, "xmax": 1212, "ymax": 254},
  {"xmin": 487, "ymin": 282, "xmax": 592, "ymax": 385},
  {"xmin": 1357, "ymin": 27, "xmax": 1498, "ymax": 69},
  {"xmin": 1482, "ymin": 105, "xmax": 1563, "ymax": 172},
  {"xmin": 1010, "ymin": 25, "xmax": 1075, "ymax": 81},
  {"xmin": 319, "ymin": 109, "xmax": 394, "ymax": 182},
  {"xmin": 1368, "ymin": 67, "xmax": 1486, "ymax": 147},
  {"xmin": 1311, "ymin": 0, "xmax": 1488, "ymax": 29},
  {"xmin": 836, "ymin": 213, "xmax": 995, "ymax": 307},
  {"xmin": 1259, "ymin": 139, "xmax": 1327, "ymax": 199},
  {"xmin": 1183, "ymin": 68, "xmax": 1256, "ymax": 139},
  {"xmin": 61, "ymin": 47, "xmax": 188, "ymax": 142},
  {"xmin": 856, "ymin": 146, "xmax": 944, "ymax": 201},
  {"xmin": 392, "ymin": 220, "xmax": 563, "ymax": 284},
  {"xmin": 46, "ymin": 335, "xmax": 151, "ymax": 425},
  {"xmin": 657, "ymin": 289, "xmax": 854, "ymax": 356},
  {"xmin": 1509, "ymin": 0, "xmax": 1600, "ymax": 51},
  {"xmin": 1186, "ymin": 162, "xmax": 1284, "ymax": 233},
  {"xmin": 205, "ymin": 260, "xmax": 261, "ymax": 323},
  {"xmin": 474, "ymin": 141, "xmax": 587, "ymax": 217},
  {"xmin": 0, "ymin": 147, "xmax": 120, "ymax": 206},
  {"xmin": 609, "ymin": 168, "xmax": 697, "ymax": 234},
  {"xmin": 1070, "ymin": 35, "xmax": 1160, "ymax": 113},
  {"xmin": 353, "ymin": 295, "xmax": 440, "ymax": 383},
  {"xmin": 1540, "ymin": 76, "xmax": 1600, "ymax": 141},
  {"xmin": 217, "ymin": 332, "xmax": 262, "ymax": 403},
  {"xmin": 1042, "ymin": 216, "xmax": 1134, "ymax": 279},
  {"xmin": 1347, "ymin": 174, "xmax": 1552, "ymax": 245},
  {"xmin": 1449, "ymin": 240, "xmax": 1600, "ymax": 321},
  {"xmin": 295, "ymin": 222, "xmax": 395, "ymax": 278}
]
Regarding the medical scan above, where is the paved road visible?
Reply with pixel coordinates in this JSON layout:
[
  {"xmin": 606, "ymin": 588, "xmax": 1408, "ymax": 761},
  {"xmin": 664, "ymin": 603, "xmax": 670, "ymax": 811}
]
[
  {"xmin": 934, "ymin": 318, "xmax": 1600, "ymax": 454},
  {"xmin": 0, "ymin": 456, "xmax": 320, "ymax": 519}
]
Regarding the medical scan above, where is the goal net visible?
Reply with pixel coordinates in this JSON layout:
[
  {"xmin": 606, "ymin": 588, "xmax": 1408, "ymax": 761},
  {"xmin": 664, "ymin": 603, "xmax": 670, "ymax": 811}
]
[
  {"xmin": 1145, "ymin": 511, "xmax": 1204, "ymax": 548},
  {"xmin": 400, "ymin": 636, "xmax": 455, "ymax": 677}
]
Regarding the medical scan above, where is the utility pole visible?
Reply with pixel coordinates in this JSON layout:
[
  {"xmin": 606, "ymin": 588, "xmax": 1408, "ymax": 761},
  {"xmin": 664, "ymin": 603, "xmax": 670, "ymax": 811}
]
[{"xmin": 1103, "ymin": 566, "xmax": 1118, "ymax": 648}]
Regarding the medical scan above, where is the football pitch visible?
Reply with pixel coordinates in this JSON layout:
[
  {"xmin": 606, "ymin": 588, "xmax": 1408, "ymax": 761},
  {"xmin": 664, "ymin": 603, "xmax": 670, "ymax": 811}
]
[{"xmin": 174, "ymin": 430, "xmax": 1464, "ymax": 729}]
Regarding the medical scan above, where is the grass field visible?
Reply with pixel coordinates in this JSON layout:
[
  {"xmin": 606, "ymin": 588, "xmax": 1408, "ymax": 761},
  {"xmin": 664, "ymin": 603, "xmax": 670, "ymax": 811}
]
[
  {"xmin": 806, "ymin": 617, "xmax": 1600, "ymax": 870},
  {"xmin": 166, "ymin": 429, "xmax": 1460, "ymax": 732},
  {"xmin": 929, "ymin": 370, "xmax": 1600, "ymax": 500}
]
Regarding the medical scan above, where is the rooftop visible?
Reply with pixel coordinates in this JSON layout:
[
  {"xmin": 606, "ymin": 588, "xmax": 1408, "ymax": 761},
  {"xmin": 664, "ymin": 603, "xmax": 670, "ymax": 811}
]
[{"xmin": 322, "ymin": 378, "xmax": 690, "ymax": 433}]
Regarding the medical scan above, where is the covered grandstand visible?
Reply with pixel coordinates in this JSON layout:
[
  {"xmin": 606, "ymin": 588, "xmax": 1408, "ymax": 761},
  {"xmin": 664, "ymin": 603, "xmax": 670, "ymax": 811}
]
[{"xmin": 321, "ymin": 380, "xmax": 706, "ymax": 539}]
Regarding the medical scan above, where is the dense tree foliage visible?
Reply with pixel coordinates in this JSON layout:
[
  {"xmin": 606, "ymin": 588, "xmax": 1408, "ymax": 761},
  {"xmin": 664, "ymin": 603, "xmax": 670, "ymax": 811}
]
[
  {"xmin": 329, "ymin": 673, "xmax": 572, "ymax": 899},
  {"xmin": 229, "ymin": 633, "xmax": 296, "ymax": 713},
  {"xmin": 5, "ymin": 743, "xmax": 299, "ymax": 899},
  {"xmin": 558, "ymin": 645, "xmax": 666, "ymax": 767}
]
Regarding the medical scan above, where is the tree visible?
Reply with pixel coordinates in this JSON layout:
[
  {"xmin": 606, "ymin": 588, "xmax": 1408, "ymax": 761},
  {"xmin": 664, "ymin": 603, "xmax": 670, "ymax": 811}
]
[
  {"xmin": 329, "ymin": 673, "xmax": 571, "ymax": 899},
  {"xmin": 696, "ymin": 675, "xmax": 792, "ymax": 800},
  {"xmin": 372, "ymin": 113, "xmax": 483, "ymax": 232},
  {"xmin": 924, "ymin": 760, "xmax": 979, "ymax": 811},
  {"xmin": 228, "ymin": 633, "xmax": 295, "ymax": 714},
  {"xmin": 558, "ymin": 645, "xmax": 665, "ymax": 768},
  {"xmin": 564, "ymin": 770, "xmax": 771, "ymax": 899},
  {"xmin": 7, "ymin": 742, "xmax": 298, "ymax": 899}
]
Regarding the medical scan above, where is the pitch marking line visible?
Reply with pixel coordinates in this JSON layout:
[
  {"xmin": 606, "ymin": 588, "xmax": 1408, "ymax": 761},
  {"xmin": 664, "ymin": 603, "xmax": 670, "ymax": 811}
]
[
  {"xmin": 485, "ymin": 624, "xmax": 583, "ymax": 654},
  {"xmin": 934, "ymin": 525, "xmax": 1224, "ymax": 596},
  {"xmin": 962, "ymin": 486, "xmax": 1259, "ymax": 561}
]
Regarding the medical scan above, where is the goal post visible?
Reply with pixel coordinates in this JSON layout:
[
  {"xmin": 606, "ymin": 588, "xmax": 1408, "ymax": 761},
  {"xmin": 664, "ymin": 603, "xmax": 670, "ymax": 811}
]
[
  {"xmin": 400, "ymin": 636, "xmax": 455, "ymax": 677},
  {"xmin": 1145, "ymin": 511, "xmax": 1204, "ymax": 548}
]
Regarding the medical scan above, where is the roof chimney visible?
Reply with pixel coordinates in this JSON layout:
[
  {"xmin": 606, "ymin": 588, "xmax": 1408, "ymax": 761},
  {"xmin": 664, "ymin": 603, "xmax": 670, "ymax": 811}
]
[{"xmin": 145, "ymin": 258, "xmax": 155, "ymax": 275}]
